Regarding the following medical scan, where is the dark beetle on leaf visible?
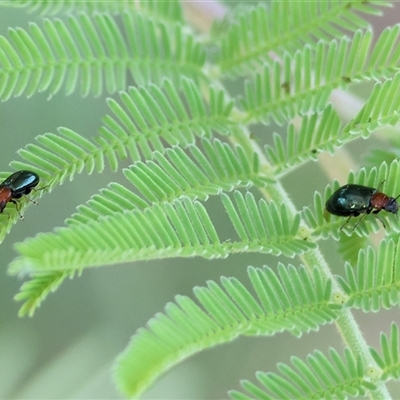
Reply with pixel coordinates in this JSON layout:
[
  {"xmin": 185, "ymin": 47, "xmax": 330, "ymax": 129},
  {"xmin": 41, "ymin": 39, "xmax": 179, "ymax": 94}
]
[
  {"xmin": 325, "ymin": 182, "xmax": 400, "ymax": 230},
  {"xmin": 0, "ymin": 170, "xmax": 40, "ymax": 216}
]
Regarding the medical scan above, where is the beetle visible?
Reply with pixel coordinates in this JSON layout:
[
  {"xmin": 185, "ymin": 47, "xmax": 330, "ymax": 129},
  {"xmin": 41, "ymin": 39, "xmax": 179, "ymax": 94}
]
[
  {"xmin": 0, "ymin": 170, "xmax": 40, "ymax": 216},
  {"xmin": 325, "ymin": 182, "xmax": 400, "ymax": 230}
]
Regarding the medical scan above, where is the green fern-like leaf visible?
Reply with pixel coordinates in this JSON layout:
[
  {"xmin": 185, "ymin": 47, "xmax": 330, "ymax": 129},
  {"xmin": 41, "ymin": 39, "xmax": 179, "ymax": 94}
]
[
  {"xmin": 364, "ymin": 148, "xmax": 400, "ymax": 170},
  {"xmin": 221, "ymin": 191, "xmax": 314, "ymax": 257},
  {"xmin": 337, "ymin": 234, "xmax": 369, "ymax": 266},
  {"xmin": 241, "ymin": 26, "xmax": 400, "ymax": 125},
  {"xmin": 264, "ymin": 72, "xmax": 400, "ymax": 168},
  {"xmin": 337, "ymin": 240, "xmax": 400, "ymax": 312},
  {"xmin": 348, "ymin": 71, "xmax": 400, "ymax": 134},
  {"xmin": 218, "ymin": 1, "xmax": 390, "ymax": 77},
  {"xmin": 10, "ymin": 78, "xmax": 235, "ymax": 182},
  {"xmin": 3, "ymin": 1, "xmax": 399, "ymax": 397},
  {"xmin": 0, "ymin": 13, "xmax": 205, "ymax": 99},
  {"xmin": 9, "ymin": 197, "xmax": 226, "ymax": 275},
  {"xmin": 229, "ymin": 348, "xmax": 375, "ymax": 399},
  {"xmin": 113, "ymin": 264, "xmax": 340, "ymax": 397},
  {"xmin": 98, "ymin": 78, "xmax": 236, "ymax": 161},
  {"xmin": 14, "ymin": 270, "xmax": 75, "ymax": 317},
  {"xmin": 9, "ymin": 191, "xmax": 314, "ymax": 276},
  {"xmin": 0, "ymin": 0, "xmax": 184, "ymax": 23},
  {"xmin": 370, "ymin": 323, "xmax": 400, "ymax": 380},
  {"xmin": 264, "ymin": 106, "xmax": 342, "ymax": 176},
  {"xmin": 66, "ymin": 138, "xmax": 271, "ymax": 225},
  {"xmin": 11, "ymin": 127, "xmax": 102, "ymax": 178}
]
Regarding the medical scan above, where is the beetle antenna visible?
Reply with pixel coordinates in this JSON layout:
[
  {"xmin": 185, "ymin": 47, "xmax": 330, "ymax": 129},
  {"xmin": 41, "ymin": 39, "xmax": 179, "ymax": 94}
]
[{"xmin": 376, "ymin": 180, "xmax": 386, "ymax": 192}]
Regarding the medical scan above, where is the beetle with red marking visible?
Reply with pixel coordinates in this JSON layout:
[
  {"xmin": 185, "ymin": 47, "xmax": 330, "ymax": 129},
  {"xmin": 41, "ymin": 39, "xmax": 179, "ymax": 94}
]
[
  {"xmin": 0, "ymin": 170, "xmax": 40, "ymax": 216},
  {"xmin": 325, "ymin": 182, "xmax": 400, "ymax": 230}
]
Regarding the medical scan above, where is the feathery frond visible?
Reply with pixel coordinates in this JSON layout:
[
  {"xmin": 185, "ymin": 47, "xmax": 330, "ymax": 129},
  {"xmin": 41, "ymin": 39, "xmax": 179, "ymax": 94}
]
[
  {"xmin": 264, "ymin": 106, "xmax": 342, "ymax": 176},
  {"xmin": 0, "ymin": 13, "xmax": 205, "ymax": 99},
  {"xmin": 10, "ymin": 127, "xmax": 103, "ymax": 182},
  {"xmin": 67, "ymin": 138, "xmax": 271, "ymax": 225},
  {"xmin": 370, "ymin": 323, "xmax": 400, "ymax": 380},
  {"xmin": 9, "ymin": 196, "xmax": 225, "ymax": 275},
  {"xmin": 3, "ymin": 0, "xmax": 399, "ymax": 397},
  {"xmin": 229, "ymin": 348, "xmax": 375, "ymax": 399},
  {"xmin": 348, "ymin": 71, "xmax": 400, "ymax": 134},
  {"xmin": 14, "ymin": 270, "xmax": 75, "ymax": 317},
  {"xmin": 98, "ymin": 78, "xmax": 236, "ymax": 162},
  {"xmin": 301, "ymin": 188, "xmax": 331, "ymax": 239},
  {"xmin": 221, "ymin": 191, "xmax": 314, "ymax": 257},
  {"xmin": 9, "ymin": 191, "xmax": 314, "ymax": 276},
  {"xmin": 218, "ymin": 1, "xmax": 390, "ymax": 77},
  {"xmin": 337, "ymin": 240, "xmax": 400, "ymax": 312},
  {"xmin": 10, "ymin": 78, "xmax": 235, "ymax": 182},
  {"xmin": 0, "ymin": 0, "xmax": 184, "ymax": 22},
  {"xmin": 114, "ymin": 264, "xmax": 339, "ymax": 397},
  {"xmin": 241, "ymin": 26, "xmax": 400, "ymax": 125},
  {"xmin": 364, "ymin": 147, "xmax": 400, "ymax": 170},
  {"xmin": 337, "ymin": 234, "xmax": 369, "ymax": 266},
  {"xmin": 262, "ymin": 72, "xmax": 400, "ymax": 167}
]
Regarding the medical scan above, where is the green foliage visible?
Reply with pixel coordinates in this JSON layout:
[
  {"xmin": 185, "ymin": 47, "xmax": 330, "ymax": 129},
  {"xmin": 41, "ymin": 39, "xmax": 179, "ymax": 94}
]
[
  {"xmin": 9, "ymin": 191, "xmax": 314, "ymax": 279},
  {"xmin": 229, "ymin": 348, "xmax": 376, "ymax": 399},
  {"xmin": 98, "ymin": 78, "xmax": 236, "ymax": 158},
  {"xmin": 14, "ymin": 270, "xmax": 76, "ymax": 317},
  {"xmin": 6, "ymin": 79, "xmax": 235, "ymax": 192},
  {"xmin": 264, "ymin": 106, "xmax": 342, "ymax": 176},
  {"xmin": 348, "ymin": 71, "xmax": 400, "ymax": 133},
  {"xmin": 241, "ymin": 26, "xmax": 400, "ymax": 125},
  {"xmin": 217, "ymin": 1, "xmax": 390, "ymax": 77},
  {"xmin": 370, "ymin": 323, "xmax": 400, "ymax": 380},
  {"xmin": 115, "ymin": 264, "xmax": 340, "ymax": 397},
  {"xmin": 337, "ymin": 233, "xmax": 369, "ymax": 266},
  {"xmin": 337, "ymin": 240, "xmax": 400, "ymax": 312},
  {"xmin": 0, "ymin": 12, "xmax": 205, "ymax": 99},
  {"xmin": 0, "ymin": 0, "xmax": 184, "ymax": 22},
  {"xmin": 2, "ymin": 0, "xmax": 400, "ymax": 398},
  {"xmin": 67, "ymin": 137, "xmax": 271, "ymax": 224}
]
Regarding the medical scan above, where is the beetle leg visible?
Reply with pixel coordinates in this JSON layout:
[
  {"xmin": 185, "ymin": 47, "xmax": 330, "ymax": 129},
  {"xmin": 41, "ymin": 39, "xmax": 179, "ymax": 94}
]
[
  {"xmin": 28, "ymin": 198, "xmax": 38, "ymax": 206},
  {"xmin": 376, "ymin": 215, "xmax": 386, "ymax": 229},
  {"xmin": 352, "ymin": 213, "xmax": 368, "ymax": 230},
  {"xmin": 32, "ymin": 184, "xmax": 49, "ymax": 194},
  {"xmin": 10, "ymin": 199, "xmax": 23, "ymax": 219},
  {"xmin": 371, "ymin": 209, "xmax": 387, "ymax": 228},
  {"xmin": 339, "ymin": 216, "xmax": 352, "ymax": 230}
]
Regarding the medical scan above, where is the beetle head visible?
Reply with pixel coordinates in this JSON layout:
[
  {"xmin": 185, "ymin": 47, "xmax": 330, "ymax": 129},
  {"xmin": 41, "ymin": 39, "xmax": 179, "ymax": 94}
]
[{"xmin": 384, "ymin": 195, "xmax": 400, "ymax": 214}]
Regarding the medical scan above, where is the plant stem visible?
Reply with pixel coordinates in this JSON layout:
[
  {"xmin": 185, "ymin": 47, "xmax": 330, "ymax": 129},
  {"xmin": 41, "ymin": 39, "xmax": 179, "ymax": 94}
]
[
  {"xmin": 187, "ymin": 2, "xmax": 391, "ymax": 397},
  {"xmin": 234, "ymin": 127, "xmax": 391, "ymax": 398}
]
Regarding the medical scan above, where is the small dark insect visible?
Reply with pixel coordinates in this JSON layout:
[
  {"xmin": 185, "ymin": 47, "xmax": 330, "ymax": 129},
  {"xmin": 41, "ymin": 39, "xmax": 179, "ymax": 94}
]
[
  {"xmin": 325, "ymin": 182, "xmax": 400, "ymax": 230},
  {"xmin": 0, "ymin": 170, "xmax": 40, "ymax": 216},
  {"xmin": 281, "ymin": 81, "xmax": 290, "ymax": 94}
]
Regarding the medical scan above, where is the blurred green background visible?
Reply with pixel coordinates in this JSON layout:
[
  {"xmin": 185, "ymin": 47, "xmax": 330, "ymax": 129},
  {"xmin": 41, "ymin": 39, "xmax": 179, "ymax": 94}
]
[{"xmin": 1, "ymin": 4, "xmax": 400, "ymax": 399}]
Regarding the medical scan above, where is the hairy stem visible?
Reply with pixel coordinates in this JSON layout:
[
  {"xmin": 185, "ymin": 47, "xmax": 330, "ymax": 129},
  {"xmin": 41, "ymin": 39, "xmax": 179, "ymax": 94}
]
[{"xmin": 187, "ymin": 1, "xmax": 390, "ymax": 397}]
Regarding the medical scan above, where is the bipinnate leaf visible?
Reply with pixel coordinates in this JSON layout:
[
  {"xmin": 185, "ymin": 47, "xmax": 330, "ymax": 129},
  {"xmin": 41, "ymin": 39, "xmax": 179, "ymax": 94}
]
[{"xmin": 114, "ymin": 264, "xmax": 339, "ymax": 397}]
